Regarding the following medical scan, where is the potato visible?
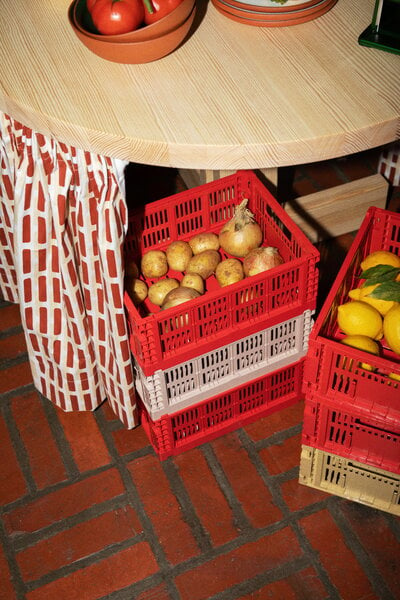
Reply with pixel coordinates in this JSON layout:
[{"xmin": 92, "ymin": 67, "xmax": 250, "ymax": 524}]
[
  {"xmin": 141, "ymin": 250, "xmax": 168, "ymax": 279},
  {"xmin": 166, "ymin": 241, "xmax": 193, "ymax": 272},
  {"xmin": 148, "ymin": 278, "xmax": 179, "ymax": 306},
  {"xmin": 126, "ymin": 278, "xmax": 148, "ymax": 305},
  {"xmin": 181, "ymin": 273, "xmax": 205, "ymax": 295},
  {"xmin": 189, "ymin": 233, "xmax": 220, "ymax": 255},
  {"xmin": 125, "ymin": 260, "xmax": 139, "ymax": 279},
  {"xmin": 216, "ymin": 258, "xmax": 244, "ymax": 287},
  {"xmin": 161, "ymin": 286, "xmax": 201, "ymax": 310},
  {"xmin": 186, "ymin": 250, "xmax": 221, "ymax": 279}
]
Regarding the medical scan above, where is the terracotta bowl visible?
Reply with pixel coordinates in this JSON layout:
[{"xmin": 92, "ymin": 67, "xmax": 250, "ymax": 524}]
[
  {"xmin": 68, "ymin": 4, "xmax": 196, "ymax": 63},
  {"xmin": 71, "ymin": 0, "xmax": 195, "ymax": 43}
]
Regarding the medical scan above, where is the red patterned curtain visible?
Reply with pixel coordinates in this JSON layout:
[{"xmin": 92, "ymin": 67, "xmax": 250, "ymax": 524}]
[{"xmin": 0, "ymin": 112, "xmax": 137, "ymax": 428}]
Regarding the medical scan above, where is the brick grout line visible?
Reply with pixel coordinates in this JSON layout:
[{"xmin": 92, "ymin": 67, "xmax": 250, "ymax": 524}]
[
  {"xmin": 1, "ymin": 400, "xmax": 38, "ymax": 496},
  {"xmin": 198, "ymin": 555, "xmax": 313, "ymax": 600},
  {"xmin": 289, "ymin": 516, "xmax": 342, "ymax": 600},
  {"xmin": 236, "ymin": 428, "xmax": 341, "ymax": 599},
  {"xmin": 161, "ymin": 458, "xmax": 213, "ymax": 555},
  {"xmin": 0, "ymin": 325, "xmax": 24, "ymax": 339},
  {"xmin": 8, "ymin": 495, "xmax": 131, "ymax": 553},
  {"xmin": 93, "ymin": 408, "xmax": 182, "ymax": 599},
  {"xmin": 22, "ymin": 534, "xmax": 147, "ymax": 594},
  {"xmin": 251, "ymin": 422, "xmax": 303, "ymax": 451},
  {"xmin": 39, "ymin": 393, "xmax": 81, "ymax": 479},
  {"xmin": 0, "ymin": 383, "xmax": 36, "ymax": 404},
  {"xmin": 0, "ymin": 459, "xmax": 120, "ymax": 515},
  {"xmin": 329, "ymin": 500, "xmax": 398, "ymax": 600},
  {"xmin": 201, "ymin": 443, "xmax": 252, "ymax": 534},
  {"xmin": 0, "ymin": 353, "xmax": 30, "ymax": 370},
  {"xmin": 0, "ymin": 518, "xmax": 28, "ymax": 600},
  {"xmin": 95, "ymin": 572, "xmax": 168, "ymax": 600},
  {"xmin": 383, "ymin": 512, "xmax": 400, "ymax": 541}
]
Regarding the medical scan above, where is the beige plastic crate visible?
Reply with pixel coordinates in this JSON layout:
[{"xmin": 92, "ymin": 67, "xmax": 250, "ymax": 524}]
[
  {"xmin": 135, "ymin": 310, "xmax": 313, "ymax": 420},
  {"xmin": 299, "ymin": 445, "xmax": 400, "ymax": 516}
]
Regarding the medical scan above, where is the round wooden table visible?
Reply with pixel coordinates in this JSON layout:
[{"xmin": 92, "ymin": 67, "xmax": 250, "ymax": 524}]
[{"xmin": 0, "ymin": 0, "xmax": 399, "ymax": 173}]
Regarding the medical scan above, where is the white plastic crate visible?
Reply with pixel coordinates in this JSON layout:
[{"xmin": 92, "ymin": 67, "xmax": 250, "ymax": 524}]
[{"xmin": 134, "ymin": 310, "xmax": 313, "ymax": 420}]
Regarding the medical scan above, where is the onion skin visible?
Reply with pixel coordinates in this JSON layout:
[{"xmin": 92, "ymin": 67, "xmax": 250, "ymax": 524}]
[
  {"xmin": 219, "ymin": 199, "xmax": 262, "ymax": 258},
  {"xmin": 243, "ymin": 247, "xmax": 284, "ymax": 277},
  {"xmin": 161, "ymin": 286, "xmax": 201, "ymax": 310}
]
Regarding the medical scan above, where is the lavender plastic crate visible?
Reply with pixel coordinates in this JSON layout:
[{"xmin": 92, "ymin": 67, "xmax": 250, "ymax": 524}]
[{"xmin": 135, "ymin": 309, "xmax": 313, "ymax": 420}]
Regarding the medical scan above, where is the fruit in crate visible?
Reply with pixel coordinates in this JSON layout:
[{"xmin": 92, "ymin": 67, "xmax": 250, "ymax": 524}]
[
  {"xmin": 361, "ymin": 250, "xmax": 400, "ymax": 271},
  {"xmin": 340, "ymin": 334, "xmax": 380, "ymax": 371},
  {"xmin": 383, "ymin": 304, "xmax": 400, "ymax": 355},
  {"xmin": 337, "ymin": 301, "xmax": 383, "ymax": 340},
  {"xmin": 348, "ymin": 284, "xmax": 397, "ymax": 316}
]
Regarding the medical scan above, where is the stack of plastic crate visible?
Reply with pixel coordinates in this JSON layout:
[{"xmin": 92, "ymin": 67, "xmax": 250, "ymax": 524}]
[
  {"xmin": 124, "ymin": 170, "xmax": 319, "ymax": 460},
  {"xmin": 299, "ymin": 206, "xmax": 400, "ymax": 516}
]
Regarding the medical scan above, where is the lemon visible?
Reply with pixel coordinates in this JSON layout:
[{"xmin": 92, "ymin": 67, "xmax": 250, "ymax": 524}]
[
  {"xmin": 337, "ymin": 301, "xmax": 383, "ymax": 340},
  {"xmin": 383, "ymin": 304, "xmax": 400, "ymax": 355},
  {"xmin": 361, "ymin": 250, "xmax": 400, "ymax": 271},
  {"xmin": 340, "ymin": 334, "xmax": 380, "ymax": 371},
  {"xmin": 348, "ymin": 284, "xmax": 398, "ymax": 316}
]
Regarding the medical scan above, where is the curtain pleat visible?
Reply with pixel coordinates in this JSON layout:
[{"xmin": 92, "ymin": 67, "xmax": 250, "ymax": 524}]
[{"xmin": 0, "ymin": 112, "xmax": 137, "ymax": 428}]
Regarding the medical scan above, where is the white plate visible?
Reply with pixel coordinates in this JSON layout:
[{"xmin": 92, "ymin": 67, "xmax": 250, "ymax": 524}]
[{"xmin": 230, "ymin": 0, "xmax": 319, "ymax": 8}]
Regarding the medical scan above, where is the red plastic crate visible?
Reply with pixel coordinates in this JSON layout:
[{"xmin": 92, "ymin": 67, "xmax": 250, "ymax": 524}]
[
  {"xmin": 124, "ymin": 170, "xmax": 319, "ymax": 376},
  {"xmin": 139, "ymin": 358, "xmax": 305, "ymax": 460},
  {"xmin": 304, "ymin": 207, "xmax": 400, "ymax": 403},
  {"xmin": 302, "ymin": 391, "xmax": 400, "ymax": 475}
]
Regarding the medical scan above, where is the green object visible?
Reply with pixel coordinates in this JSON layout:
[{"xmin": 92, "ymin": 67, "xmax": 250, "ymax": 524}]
[{"xmin": 358, "ymin": 0, "xmax": 400, "ymax": 55}]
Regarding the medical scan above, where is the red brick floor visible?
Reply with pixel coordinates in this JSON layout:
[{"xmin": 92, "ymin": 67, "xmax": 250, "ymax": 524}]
[{"xmin": 1, "ymin": 148, "xmax": 399, "ymax": 600}]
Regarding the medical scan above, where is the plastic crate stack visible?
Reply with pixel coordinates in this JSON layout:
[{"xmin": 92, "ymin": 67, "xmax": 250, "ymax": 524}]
[
  {"xmin": 124, "ymin": 171, "xmax": 319, "ymax": 460},
  {"xmin": 299, "ymin": 207, "xmax": 400, "ymax": 516}
]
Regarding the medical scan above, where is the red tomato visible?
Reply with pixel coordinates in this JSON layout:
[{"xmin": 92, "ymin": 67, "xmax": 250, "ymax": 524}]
[
  {"xmin": 86, "ymin": 0, "xmax": 97, "ymax": 12},
  {"xmin": 91, "ymin": 0, "xmax": 144, "ymax": 34},
  {"xmin": 143, "ymin": 0, "xmax": 183, "ymax": 25}
]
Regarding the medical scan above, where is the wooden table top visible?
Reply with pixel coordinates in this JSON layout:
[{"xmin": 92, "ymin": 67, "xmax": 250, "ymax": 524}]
[{"xmin": 0, "ymin": 0, "xmax": 399, "ymax": 169}]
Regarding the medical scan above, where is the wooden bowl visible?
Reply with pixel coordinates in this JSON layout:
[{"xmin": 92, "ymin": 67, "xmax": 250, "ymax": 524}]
[
  {"xmin": 71, "ymin": 0, "xmax": 195, "ymax": 42},
  {"xmin": 68, "ymin": 4, "xmax": 196, "ymax": 63}
]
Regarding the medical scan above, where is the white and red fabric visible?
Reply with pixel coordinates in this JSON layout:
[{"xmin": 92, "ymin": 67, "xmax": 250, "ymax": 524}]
[
  {"xmin": 378, "ymin": 143, "xmax": 400, "ymax": 187},
  {"xmin": 0, "ymin": 111, "xmax": 137, "ymax": 428}
]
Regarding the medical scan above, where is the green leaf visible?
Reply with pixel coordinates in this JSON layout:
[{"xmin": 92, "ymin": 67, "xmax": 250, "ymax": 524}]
[
  {"xmin": 366, "ymin": 281, "xmax": 400, "ymax": 302},
  {"xmin": 360, "ymin": 264, "xmax": 400, "ymax": 286}
]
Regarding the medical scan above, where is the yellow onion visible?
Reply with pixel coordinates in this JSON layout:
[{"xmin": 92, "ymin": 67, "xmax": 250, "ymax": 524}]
[
  {"xmin": 243, "ymin": 247, "xmax": 284, "ymax": 277},
  {"xmin": 161, "ymin": 286, "xmax": 201, "ymax": 310},
  {"xmin": 219, "ymin": 199, "xmax": 262, "ymax": 257}
]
